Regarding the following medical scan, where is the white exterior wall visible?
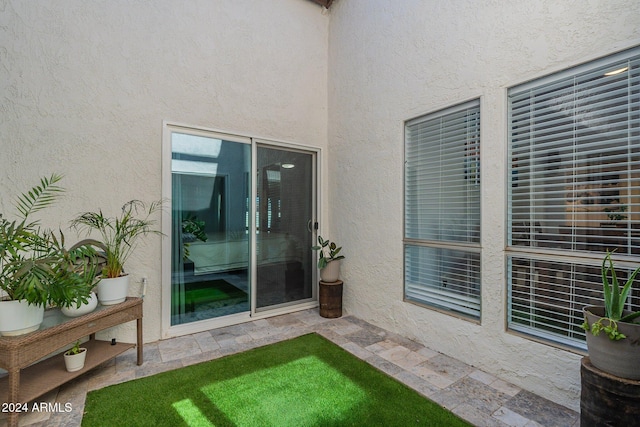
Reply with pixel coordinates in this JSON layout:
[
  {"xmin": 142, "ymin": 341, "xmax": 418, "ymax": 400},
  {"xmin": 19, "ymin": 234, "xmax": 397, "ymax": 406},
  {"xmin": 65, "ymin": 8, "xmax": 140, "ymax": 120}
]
[
  {"xmin": 3, "ymin": 0, "xmax": 640, "ymax": 412},
  {"xmin": 0, "ymin": 0, "xmax": 329, "ymax": 342},
  {"xmin": 328, "ymin": 0, "xmax": 640, "ymax": 411}
]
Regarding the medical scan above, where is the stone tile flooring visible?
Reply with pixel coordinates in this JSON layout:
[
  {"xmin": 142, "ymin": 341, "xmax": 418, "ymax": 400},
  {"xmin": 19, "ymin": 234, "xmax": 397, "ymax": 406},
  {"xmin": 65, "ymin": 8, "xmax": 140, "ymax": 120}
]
[{"xmin": 1, "ymin": 309, "xmax": 580, "ymax": 427}]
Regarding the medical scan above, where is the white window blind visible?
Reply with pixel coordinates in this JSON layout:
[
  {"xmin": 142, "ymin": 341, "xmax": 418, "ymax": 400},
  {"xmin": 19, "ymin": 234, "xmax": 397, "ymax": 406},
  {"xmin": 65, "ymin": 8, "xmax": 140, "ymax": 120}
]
[
  {"xmin": 507, "ymin": 47, "xmax": 640, "ymax": 348},
  {"xmin": 509, "ymin": 254, "xmax": 640, "ymax": 349},
  {"xmin": 404, "ymin": 100, "xmax": 481, "ymax": 319}
]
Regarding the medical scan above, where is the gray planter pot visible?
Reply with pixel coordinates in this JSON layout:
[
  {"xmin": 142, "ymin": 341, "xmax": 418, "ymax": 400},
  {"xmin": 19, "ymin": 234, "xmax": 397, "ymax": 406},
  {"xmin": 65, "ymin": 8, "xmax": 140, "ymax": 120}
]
[{"xmin": 583, "ymin": 305, "xmax": 640, "ymax": 380}]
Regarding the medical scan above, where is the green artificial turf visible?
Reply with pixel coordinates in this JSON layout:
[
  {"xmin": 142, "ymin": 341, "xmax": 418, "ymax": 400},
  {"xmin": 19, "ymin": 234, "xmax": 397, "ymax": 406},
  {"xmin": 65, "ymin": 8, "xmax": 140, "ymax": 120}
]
[{"xmin": 82, "ymin": 333, "xmax": 471, "ymax": 427}]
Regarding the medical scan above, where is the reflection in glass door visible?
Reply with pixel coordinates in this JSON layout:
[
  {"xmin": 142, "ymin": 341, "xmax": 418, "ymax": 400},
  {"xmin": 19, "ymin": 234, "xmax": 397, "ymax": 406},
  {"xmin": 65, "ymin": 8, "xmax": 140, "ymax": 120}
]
[
  {"xmin": 255, "ymin": 145, "xmax": 315, "ymax": 310},
  {"xmin": 170, "ymin": 132, "xmax": 251, "ymax": 326}
]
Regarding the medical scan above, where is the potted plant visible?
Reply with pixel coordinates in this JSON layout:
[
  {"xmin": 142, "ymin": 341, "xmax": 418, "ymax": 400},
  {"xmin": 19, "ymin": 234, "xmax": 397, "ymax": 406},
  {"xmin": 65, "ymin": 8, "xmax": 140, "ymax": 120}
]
[
  {"xmin": 312, "ymin": 236, "xmax": 345, "ymax": 318},
  {"xmin": 0, "ymin": 174, "xmax": 97, "ymax": 336},
  {"xmin": 71, "ymin": 199, "xmax": 163, "ymax": 305},
  {"xmin": 581, "ymin": 250, "xmax": 640, "ymax": 379},
  {"xmin": 59, "ymin": 249, "xmax": 100, "ymax": 317},
  {"xmin": 312, "ymin": 236, "xmax": 345, "ymax": 282},
  {"xmin": 52, "ymin": 233, "xmax": 101, "ymax": 317},
  {"xmin": 63, "ymin": 340, "xmax": 87, "ymax": 372}
]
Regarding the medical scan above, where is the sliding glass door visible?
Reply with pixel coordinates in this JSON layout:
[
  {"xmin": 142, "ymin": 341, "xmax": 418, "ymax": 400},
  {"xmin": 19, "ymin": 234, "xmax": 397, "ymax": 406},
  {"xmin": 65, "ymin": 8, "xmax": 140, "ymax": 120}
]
[
  {"xmin": 255, "ymin": 145, "xmax": 316, "ymax": 311},
  {"xmin": 166, "ymin": 125, "xmax": 317, "ymax": 328},
  {"xmin": 170, "ymin": 131, "xmax": 251, "ymax": 326}
]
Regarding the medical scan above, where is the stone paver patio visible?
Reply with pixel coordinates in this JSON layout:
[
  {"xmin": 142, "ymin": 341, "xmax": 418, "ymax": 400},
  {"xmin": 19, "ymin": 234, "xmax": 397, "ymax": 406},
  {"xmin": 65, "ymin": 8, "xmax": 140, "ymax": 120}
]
[{"xmin": 0, "ymin": 309, "xmax": 580, "ymax": 427}]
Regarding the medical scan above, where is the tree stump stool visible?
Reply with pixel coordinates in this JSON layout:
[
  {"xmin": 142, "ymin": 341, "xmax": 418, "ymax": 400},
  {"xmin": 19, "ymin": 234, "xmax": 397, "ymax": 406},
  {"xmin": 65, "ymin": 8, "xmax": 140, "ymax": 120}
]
[
  {"xmin": 581, "ymin": 356, "xmax": 640, "ymax": 426},
  {"xmin": 319, "ymin": 280, "xmax": 343, "ymax": 318}
]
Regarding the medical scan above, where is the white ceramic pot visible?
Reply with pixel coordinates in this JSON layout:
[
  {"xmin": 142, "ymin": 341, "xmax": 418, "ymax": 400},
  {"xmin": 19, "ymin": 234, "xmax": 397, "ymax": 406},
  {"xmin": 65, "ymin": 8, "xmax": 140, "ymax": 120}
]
[
  {"xmin": 64, "ymin": 348, "xmax": 87, "ymax": 372},
  {"xmin": 0, "ymin": 299, "xmax": 45, "ymax": 336},
  {"xmin": 61, "ymin": 292, "xmax": 98, "ymax": 317},
  {"xmin": 320, "ymin": 260, "xmax": 341, "ymax": 283},
  {"xmin": 97, "ymin": 275, "xmax": 129, "ymax": 305}
]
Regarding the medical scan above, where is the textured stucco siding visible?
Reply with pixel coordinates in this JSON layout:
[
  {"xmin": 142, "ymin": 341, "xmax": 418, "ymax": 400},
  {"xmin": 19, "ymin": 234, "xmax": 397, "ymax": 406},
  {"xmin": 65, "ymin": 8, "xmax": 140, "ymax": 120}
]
[
  {"xmin": 0, "ymin": 0, "xmax": 329, "ymax": 342},
  {"xmin": 2, "ymin": 0, "xmax": 639, "ymax": 412},
  {"xmin": 327, "ymin": 0, "xmax": 640, "ymax": 411}
]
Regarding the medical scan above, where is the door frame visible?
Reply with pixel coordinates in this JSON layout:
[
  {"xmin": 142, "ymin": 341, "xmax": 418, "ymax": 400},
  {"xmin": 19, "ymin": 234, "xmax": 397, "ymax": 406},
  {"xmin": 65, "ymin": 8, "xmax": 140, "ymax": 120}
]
[
  {"xmin": 252, "ymin": 139, "xmax": 320, "ymax": 315},
  {"xmin": 161, "ymin": 122, "xmax": 321, "ymax": 339}
]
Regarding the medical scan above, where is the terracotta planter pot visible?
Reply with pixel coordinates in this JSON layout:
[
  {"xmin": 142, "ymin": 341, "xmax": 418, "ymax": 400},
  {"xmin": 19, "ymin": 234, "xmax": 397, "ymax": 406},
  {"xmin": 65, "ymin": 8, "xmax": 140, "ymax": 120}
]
[{"xmin": 583, "ymin": 305, "xmax": 640, "ymax": 380}]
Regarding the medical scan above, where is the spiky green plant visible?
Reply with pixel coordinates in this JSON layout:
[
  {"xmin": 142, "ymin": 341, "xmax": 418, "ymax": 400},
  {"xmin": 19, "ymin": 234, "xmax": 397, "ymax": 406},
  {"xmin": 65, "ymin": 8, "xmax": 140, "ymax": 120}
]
[
  {"xmin": 581, "ymin": 251, "xmax": 640, "ymax": 340},
  {"xmin": 0, "ymin": 174, "xmax": 98, "ymax": 307},
  {"xmin": 71, "ymin": 200, "xmax": 164, "ymax": 278}
]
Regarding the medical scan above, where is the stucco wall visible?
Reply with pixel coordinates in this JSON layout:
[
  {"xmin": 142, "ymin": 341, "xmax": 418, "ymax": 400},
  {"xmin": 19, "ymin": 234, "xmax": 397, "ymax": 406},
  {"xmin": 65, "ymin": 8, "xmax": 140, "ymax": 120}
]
[
  {"xmin": 3, "ymin": 0, "xmax": 639, "ymax": 412},
  {"xmin": 327, "ymin": 0, "xmax": 640, "ymax": 411},
  {"xmin": 0, "ymin": 0, "xmax": 329, "ymax": 342}
]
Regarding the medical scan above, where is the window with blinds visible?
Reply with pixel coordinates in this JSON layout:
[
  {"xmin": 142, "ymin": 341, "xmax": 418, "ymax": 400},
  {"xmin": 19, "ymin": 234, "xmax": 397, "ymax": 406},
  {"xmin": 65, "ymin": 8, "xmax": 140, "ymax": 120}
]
[
  {"xmin": 507, "ymin": 47, "xmax": 640, "ymax": 348},
  {"xmin": 404, "ymin": 99, "xmax": 481, "ymax": 319}
]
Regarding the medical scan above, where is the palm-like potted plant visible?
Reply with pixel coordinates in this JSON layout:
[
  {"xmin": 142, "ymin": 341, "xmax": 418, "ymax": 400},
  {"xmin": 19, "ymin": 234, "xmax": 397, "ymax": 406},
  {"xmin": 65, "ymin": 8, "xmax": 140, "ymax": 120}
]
[
  {"xmin": 0, "ymin": 174, "xmax": 98, "ymax": 335},
  {"xmin": 581, "ymin": 251, "xmax": 640, "ymax": 379},
  {"xmin": 71, "ymin": 199, "xmax": 163, "ymax": 305}
]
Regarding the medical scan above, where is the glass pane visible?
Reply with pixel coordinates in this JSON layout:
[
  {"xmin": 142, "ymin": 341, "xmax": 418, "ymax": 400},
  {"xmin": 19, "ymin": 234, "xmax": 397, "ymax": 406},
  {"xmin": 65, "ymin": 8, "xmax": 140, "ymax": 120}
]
[
  {"xmin": 256, "ymin": 146, "xmax": 314, "ymax": 309},
  {"xmin": 506, "ymin": 47, "xmax": 640, "ymax": 349},
  {"xmin": 508, "ymin": 52, "xmax": 640, "ymax": 256},
  {"xmin": 405, "ymin": 100, "xmax": 481, "ymax": 243},
  {"xmin": 508, "ymin": 255, "xmax": 640, "ymax": 349},
  {"xmin": 404, "ymin": 244, "xmax": 481, "ymax": 319},
  {"xmin": 171, "ymin": 132, "xmax": 250, "ymax": 325}
]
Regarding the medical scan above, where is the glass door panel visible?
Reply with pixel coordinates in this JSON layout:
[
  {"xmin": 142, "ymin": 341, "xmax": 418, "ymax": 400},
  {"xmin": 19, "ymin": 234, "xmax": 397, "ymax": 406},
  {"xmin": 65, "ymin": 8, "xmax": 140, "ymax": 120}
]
[
  {"xmin": 255, "ymin": 145, "xmax": 315, "ymax": 310},
  {"xmin": 171, "ymin": 132, "xmax": 250, "ymax": 326}
]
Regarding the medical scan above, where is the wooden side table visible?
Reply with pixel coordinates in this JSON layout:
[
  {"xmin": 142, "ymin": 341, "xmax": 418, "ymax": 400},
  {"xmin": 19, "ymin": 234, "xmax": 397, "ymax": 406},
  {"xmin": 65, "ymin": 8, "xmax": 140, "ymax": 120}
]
[{"xmin": 0, "ymin": 297, "xmax": 143, "ymax": 427}]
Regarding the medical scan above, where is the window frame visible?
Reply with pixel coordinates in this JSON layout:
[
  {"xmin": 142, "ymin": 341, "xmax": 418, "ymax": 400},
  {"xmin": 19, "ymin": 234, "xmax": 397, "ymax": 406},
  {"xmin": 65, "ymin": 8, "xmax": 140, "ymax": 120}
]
[
  {"xmin": 403, "ymin": 99, "xmax": 482, "ymax": 320},
  {"xmin": 506, "ymin": 46, "xmax": 640, "ymax": 349}
]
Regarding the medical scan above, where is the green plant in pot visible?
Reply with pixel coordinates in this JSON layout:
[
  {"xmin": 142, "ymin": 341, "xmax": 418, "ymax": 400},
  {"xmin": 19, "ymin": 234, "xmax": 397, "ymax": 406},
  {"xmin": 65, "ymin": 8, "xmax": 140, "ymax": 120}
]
[
  {"xmin": 581, "ymin": 251, "xmax": 640, "ymax": 379},
  {"xmin": 71, "ymin": 199, "xmax": 164, "ymax": 305},
  {"xmin": 0, "ymin": 174, "xmax": 98, "ymax": 335},
  {"xmin": 48, "ymin": 231, "xmax": 101, "ymax": 312},
  {"xmin": 56, "ymin": 237, "xmax": 102, "ymax": 317},
  {"xmin": 312, "ymin": 236, "xmax": 345, "ymax": 283},
  {"xmin": 63, "ymin": 340, "xmax": 87, "ymax": 372}
]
